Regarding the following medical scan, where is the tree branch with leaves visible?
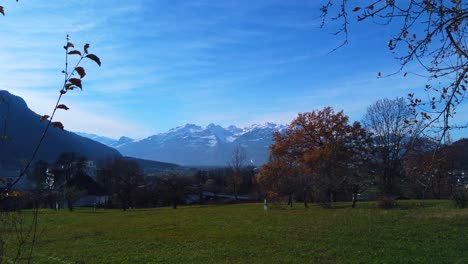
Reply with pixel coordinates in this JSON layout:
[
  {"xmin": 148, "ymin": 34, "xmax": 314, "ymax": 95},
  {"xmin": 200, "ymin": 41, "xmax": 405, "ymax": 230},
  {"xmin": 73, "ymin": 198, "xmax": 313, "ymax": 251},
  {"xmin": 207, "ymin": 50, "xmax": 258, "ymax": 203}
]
[
  {"xmin": 1, "ymin": 35, "xmax": 101, "ymax": 194},
  {"xmin": 321, "ymin": 0, "xmax": 467, "ymax": 141}
]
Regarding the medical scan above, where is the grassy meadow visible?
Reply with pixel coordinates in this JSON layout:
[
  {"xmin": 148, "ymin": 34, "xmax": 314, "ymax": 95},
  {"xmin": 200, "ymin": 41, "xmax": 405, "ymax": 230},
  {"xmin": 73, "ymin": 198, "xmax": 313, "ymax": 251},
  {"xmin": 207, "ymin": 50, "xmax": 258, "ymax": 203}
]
[{"xmin": 3, "ymin": 200, "xmax": 468, "ymax": 263}]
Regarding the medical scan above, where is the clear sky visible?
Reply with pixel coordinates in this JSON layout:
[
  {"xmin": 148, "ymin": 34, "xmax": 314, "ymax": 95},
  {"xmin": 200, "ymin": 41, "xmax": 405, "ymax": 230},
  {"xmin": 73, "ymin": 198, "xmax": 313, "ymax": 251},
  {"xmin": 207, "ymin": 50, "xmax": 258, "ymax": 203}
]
[{"xmin": 0, "ymin": 0, "xmax": 466, "ymax": 139}]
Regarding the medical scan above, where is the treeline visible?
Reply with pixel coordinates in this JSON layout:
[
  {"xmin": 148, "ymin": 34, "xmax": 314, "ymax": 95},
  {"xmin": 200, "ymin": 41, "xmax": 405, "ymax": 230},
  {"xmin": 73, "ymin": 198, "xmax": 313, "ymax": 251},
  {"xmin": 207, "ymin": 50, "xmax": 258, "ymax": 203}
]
[
  {"xmin": 2, "ymin": 97, "xmax": 467, "ymax": 211},
  {"xmin": 1, "ymin": 154, "xmax": 260, "ymax": 211},
  {"xmin": 96, "ymin": 161, "xmax": 259, "ymax": 210},
  {"xmin": 256, "ymin": 97, "xmax": 467, "ymax": 208}
]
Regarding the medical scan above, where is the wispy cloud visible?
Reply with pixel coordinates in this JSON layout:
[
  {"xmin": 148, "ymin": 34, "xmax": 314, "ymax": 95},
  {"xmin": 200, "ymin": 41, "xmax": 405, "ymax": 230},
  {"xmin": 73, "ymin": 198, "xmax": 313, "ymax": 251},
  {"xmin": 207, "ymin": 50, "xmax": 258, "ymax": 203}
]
[{"xmin": 1, "ymin": 0, "xmax": 465, "ymax": 140}]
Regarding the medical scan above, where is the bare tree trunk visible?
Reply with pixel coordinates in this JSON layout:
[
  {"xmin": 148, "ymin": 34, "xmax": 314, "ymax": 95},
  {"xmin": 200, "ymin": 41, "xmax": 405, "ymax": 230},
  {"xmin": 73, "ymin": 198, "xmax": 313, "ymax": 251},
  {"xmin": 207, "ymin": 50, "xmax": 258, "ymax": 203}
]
[
  {"xmin": 67, "ymin": 199, "xmax": 73, "ymax": 212},
  {"xmin": 303, "ymin": 192, "xmax": 309, "ymax": 208},
  {"xmin": 351, "ymin": 191, "xmax": 358, "ymax": 208},
  {"xmin": 288, "ymin": 194, "xmax": 293, "ymax": 207},
  {"xmin": 0, "ymin": 238, "xmax": 4, "ymax": 264}
]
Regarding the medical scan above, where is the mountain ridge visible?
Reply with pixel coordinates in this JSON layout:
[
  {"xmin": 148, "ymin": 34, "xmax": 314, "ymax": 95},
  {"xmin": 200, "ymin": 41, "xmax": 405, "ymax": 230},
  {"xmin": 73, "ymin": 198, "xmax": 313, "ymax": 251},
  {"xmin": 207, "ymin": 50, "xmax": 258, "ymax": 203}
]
[
  {"xmin": 0, "ymin": 90, "xmax": 121, "ymax": 169},
  {"xmin": 79, "ymin": 123, "xmax": 286, "ymax": 166}
]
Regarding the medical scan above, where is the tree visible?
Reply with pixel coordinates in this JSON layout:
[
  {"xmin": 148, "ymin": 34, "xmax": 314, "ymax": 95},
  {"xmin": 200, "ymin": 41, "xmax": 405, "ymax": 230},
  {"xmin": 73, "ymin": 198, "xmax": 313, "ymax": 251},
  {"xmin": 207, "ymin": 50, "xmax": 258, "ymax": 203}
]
[
  {"xmin": 342, "ymin": 122, "xmax": 375, "ymax": 208},
  {"xmin": 362, "ymin": 97, "xmax": 420, "ymax": 196},
  {"xmin": 52, "ymin": 153, "xmax": 89, "ymax": 211},
  {"xmin": 259, "ymin": 107, "xmax": 373, "ymax": 208},
  {"xmin": 321, "ymin": 0, "xmax": 467, "ymax": 139},
  {"xmin": 257, "ymin": 156, "xmax": 311, "ymax": 208},
  {"xmin": 226, "ymin": 145, "xmax": 247, "ymax": 200},
  {"xmin": 97, "ymin": 159, "xmax": 143, "ymax": 211},
  {"xmin": 28, "ymin": 160, "xmax": 49, "ymax": 190},
  {"xmin": 404, "ymin": 138, "xmax": 458, "ymax": 199},
  {"xmin": 157, "ymin": 171, "xmax": 195, "ymax": 209}
]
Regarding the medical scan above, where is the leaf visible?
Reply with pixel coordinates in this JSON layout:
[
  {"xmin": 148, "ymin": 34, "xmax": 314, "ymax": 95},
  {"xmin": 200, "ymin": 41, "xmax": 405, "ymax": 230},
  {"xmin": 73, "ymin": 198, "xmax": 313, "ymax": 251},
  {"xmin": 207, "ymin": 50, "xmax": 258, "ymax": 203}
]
[
  {"xmin": 67, "ymin": 42, "xmax": 74, "ymax": 48},
  {"xmin": 56, "ymin": 104, "xmax": 69, "ymax": 110},
  {"xmin": 75, "ymin": 66, "xmax": 86, "ymax": 79},
  {"xmin": 40, "ymin": 115, "xmax": 50, "ymax": 122},
  {"xmin": 377, "ymin": 72, "xmax": 382, "ymax": 77},
  {"xmin": 69, "ymin": 78, "xmax": 82, "ymax": 90},
  {"xmin": 65, "ymin": 83, "xmax": 76, "ymax": 90},
  {"xmin": 403, "ymin": 30, "xmax": 408, "ymax": 38},
  {"xmin": 0, "ymin": 6, "xmax": 4, "ymax": 16},
  {"xmin": 52, "ymin": 122, "xmax": 64, "ymax": 131},
  {"xmin": 86, "ymin": 54, "xmax": 101, "ymax": 66},
  {"xmin": 403, "ymin": 72, "xmax": 408, "ymax": 77},
  {"xmin": 68, "ymin": 50, "xmax": 81, "ymax": 56},
  {"xmin": 84, "ymin": 43, "xmax": 90, "ymax": 54},
  {"xmin": 352, "ymin": 7, "xmax": 361, "ymax": 12},
  {"xmin": 368, "ymin": 4, "xmax": 374, "ymax": 11}
]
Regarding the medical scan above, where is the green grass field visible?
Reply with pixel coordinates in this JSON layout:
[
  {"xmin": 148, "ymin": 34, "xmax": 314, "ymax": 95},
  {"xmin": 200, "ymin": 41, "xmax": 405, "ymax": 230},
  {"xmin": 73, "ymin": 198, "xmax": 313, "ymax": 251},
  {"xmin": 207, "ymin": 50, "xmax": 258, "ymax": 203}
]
[{"xmin": 3, "ymin": 200, "xmax": 468, "ymax": 263}]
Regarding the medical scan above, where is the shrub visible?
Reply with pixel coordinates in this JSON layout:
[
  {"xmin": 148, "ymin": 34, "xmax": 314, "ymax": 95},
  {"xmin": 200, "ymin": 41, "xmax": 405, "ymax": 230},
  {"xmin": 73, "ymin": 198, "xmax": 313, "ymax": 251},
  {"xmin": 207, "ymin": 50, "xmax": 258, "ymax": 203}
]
[
  {"xmin": 376, "ymin": 195, "xmax": 396, "ymax": 209},
  {"xmin": 452, "ymin": 190, "xmax": 467, "ymax": 209}
]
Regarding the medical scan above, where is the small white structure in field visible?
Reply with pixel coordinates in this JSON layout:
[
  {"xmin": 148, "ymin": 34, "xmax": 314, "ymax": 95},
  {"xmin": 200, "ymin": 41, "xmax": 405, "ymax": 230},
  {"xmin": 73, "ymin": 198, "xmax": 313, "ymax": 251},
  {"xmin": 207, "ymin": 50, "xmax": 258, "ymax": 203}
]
[{"xmin": 264, "ymin": 198, "xmax": 268, "ymax": 211}]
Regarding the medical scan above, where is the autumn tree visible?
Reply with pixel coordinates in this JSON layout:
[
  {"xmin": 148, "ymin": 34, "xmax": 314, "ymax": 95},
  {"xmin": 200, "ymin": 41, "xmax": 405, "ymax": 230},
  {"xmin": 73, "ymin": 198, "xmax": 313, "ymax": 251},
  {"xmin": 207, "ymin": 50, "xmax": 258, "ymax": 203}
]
[
  {"xmin": 342, "ymin": 122, "xmax": 375, "ymax": 208},
  {"xmin": 404, "ymin": 138, "xmax": 457, "ymax": 199},
  {"xmin": 362, "ymin": 97, "xmax": 421, "ymax": 196},
  {"xmin": 321, "ymin": 0, "xmax": 467, "ymax": 140},
  {"xmin": 259, "ymin": 107, "xmax": 373, "ymax": 208},
  {"xmin": 257, "ymin": 156, "xmax": 307, "ymax": 207}
]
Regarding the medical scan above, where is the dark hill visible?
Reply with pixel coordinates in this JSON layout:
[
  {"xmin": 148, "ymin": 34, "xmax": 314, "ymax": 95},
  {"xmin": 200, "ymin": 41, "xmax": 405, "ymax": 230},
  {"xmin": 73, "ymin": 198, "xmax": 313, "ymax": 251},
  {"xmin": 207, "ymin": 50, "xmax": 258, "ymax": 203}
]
[
  {"xmin": 122, "ymin": 156, "xmax": 179, "ymax": 172},
  {"xmin": 0, "ymin": 90, "xmax": 121, "ymax": 169},
  {"xmin": 451, "ymin": 138, "xmax": 468, "ymax": 170}
]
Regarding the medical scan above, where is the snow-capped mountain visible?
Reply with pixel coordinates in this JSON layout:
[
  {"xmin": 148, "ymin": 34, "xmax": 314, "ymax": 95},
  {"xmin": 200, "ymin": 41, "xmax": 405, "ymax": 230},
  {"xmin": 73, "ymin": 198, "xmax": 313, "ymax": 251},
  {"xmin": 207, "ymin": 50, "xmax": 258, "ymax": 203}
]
[
  {"xmin": 110, "ymin": 123, "xmax": 286, "ymax": 166},
  {"xmin": 74, "ymin": 132, "xmax": 134, "ymax": 149}
]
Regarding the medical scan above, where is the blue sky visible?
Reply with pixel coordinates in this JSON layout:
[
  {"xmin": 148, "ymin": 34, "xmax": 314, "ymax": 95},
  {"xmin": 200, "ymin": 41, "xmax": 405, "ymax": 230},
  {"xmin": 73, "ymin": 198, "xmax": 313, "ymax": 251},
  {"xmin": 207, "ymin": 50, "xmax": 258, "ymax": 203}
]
[{"xmin": 0, "ymin": 0, "xmax": 466, "ymax": 139}]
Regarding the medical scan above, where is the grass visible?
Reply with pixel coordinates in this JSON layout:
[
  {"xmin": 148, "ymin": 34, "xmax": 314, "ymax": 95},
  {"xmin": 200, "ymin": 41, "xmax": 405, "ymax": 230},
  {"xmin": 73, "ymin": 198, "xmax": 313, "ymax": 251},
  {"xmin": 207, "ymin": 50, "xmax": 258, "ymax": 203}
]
[{"xmin": 2, "ymin": 200, "xmax": 468, "ymax": 263}]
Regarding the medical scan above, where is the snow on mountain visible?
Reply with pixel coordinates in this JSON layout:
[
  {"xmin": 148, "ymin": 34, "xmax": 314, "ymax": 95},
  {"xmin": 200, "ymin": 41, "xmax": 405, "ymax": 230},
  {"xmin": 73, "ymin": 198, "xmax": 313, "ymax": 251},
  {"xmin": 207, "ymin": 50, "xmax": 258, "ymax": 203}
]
[
  {"xmin": 112, "ymin": 136, "xmax": 135, "ymax": 148},
  {"xmin": 114, "ymin": 123, "xmax": 285, "ymax": 166},
  {"xmin": 74, "ymin": 132, "xmax": 134, "ymax": 148},
  {"xmin": 74, "ymin": 132, "xmax": 117, "ymax": 146}
]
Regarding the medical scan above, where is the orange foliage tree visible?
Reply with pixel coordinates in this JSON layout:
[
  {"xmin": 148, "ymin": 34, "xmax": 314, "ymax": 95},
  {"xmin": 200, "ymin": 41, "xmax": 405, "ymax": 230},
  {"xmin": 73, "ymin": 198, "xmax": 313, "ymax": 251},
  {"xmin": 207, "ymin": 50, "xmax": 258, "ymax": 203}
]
[{"xmin": 257, "ymin": 107, "xmax": 374, "ymax": 208}]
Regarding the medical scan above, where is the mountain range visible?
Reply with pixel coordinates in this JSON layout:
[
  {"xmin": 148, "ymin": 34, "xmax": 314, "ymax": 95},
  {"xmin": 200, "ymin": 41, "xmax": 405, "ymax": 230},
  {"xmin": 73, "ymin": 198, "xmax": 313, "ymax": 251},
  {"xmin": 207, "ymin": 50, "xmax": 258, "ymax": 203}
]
[
  {"xmin": 74, "ymin": 132, "xmax": 134, "ymax": 149},
  {"xmin": 78, "ymin": 123, "xmax": 286, "ymax": 166}
]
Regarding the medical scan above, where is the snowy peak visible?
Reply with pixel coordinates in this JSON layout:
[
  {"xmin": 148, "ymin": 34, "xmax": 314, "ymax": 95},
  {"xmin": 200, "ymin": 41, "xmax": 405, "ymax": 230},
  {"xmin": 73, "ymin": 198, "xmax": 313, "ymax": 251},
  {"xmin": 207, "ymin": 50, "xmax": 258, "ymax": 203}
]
[
  {"xmin": 245, "ymin": 123, "xmax": 285, "ymax": 132},
  {"xmin": 114, "ymin": 123, "xmax": 285, "ymax": 166},
  {"xmin": 74, "ymin": 132, "xmax": 134, "ymax": 148},
  {"xmin": 169, "ymin": 123, "xmax": 203, "ymax": 133},
  {"xmin": 113, "ymin": 136, "xmax": 134, "ymax": 148},
  {"xmin": 207, "ymin": 123, "xmax": 236, "ymax": 143}
]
